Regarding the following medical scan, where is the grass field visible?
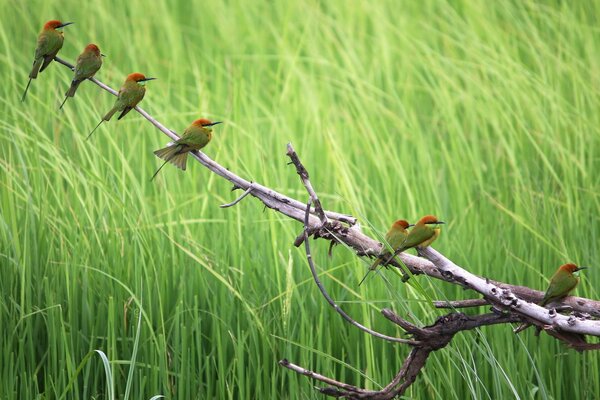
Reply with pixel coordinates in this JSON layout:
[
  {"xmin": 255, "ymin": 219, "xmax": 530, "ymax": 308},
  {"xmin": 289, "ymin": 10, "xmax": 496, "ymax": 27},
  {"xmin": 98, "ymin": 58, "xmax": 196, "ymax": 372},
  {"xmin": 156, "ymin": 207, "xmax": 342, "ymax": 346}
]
[{"xmin": 2, "ymin": 0, "xmax": 600, "ymax": 398}]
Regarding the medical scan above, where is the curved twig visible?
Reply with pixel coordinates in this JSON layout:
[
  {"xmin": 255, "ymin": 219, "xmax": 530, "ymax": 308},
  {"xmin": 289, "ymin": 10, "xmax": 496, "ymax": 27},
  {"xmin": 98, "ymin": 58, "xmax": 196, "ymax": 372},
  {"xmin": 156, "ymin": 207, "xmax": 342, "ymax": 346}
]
[{"xmin": 220, "ymin": 184, "xmax": 254, "ymax": 208}]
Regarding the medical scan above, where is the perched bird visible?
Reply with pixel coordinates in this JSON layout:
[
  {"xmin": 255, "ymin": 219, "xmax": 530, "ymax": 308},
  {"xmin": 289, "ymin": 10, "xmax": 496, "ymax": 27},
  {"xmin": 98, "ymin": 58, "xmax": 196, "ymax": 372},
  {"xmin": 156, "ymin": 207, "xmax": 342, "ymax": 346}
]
[
  {"xmin": 151, "ymin": 118, "xmax": 222, "ymax": 180},
  {"xmin": 59, "ymin": 43, "xmax": 105, "ymax": 109},
  {"xmin": 22, "ymin": 20, "xmax": 74, "ymax": 102},
  {"xmin": 358, "ymin": 219, "xmax": 412, "ymax": 286},
  {"xmin": 540, "ymin": 263, "xmax": 587, "ymax": 306},
  {"xmin": 395, "ymin": 215, "xmax": 445, "ymax": 254},
  {"xmin": 87, "ymin": 72, "xmax": 155, "ymax": 139},
  {"xmin": 513, "ymin": 263, "xmax": 587, "ymax": 334}
]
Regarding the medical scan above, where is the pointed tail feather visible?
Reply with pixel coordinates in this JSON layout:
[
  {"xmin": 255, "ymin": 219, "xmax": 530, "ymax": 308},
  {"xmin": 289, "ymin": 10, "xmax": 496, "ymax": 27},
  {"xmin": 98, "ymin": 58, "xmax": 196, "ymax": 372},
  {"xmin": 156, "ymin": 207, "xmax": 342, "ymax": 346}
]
[
  {"xmin": 358, "ymin": 258, "xmax": 382, "ymax": 286},
  {"xmin": 58, "ymin": 95, "xmax": 69, "ymax": 110},
  {"xmin": 150, "ymin": 159, "xmax": 170, "ymax": 181},
  {"xmin": 358, "ymin": 270, "xmax": 372, "ymax": 286},
  {"xmin": 21, "ymin": 78, "xmax": 33, "ymax": 102},
  {"xmin": 66, "ymin": 79, "xmax": 83, "ymax": 98},
  {"xmin": 86, "ymin": 120, "xmax": 104, "ymax": 140}
]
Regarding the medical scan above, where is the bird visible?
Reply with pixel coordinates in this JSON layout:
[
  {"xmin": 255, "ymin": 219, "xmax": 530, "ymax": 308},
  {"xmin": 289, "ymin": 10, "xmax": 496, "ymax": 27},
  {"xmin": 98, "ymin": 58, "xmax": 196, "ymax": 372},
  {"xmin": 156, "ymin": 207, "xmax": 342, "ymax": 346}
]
[
  {"xmin": 59, "ymin": 43, "xmax": 105, "ymax": 109},
  {"xmin": 513, "ymin": 263, "xmax": 587, "ymax": 334},
  {"xmin": 22, "ymin": 20, "xmax": 74, "ymax": 102},
  {"xmin": 394, "ymin": 215, "xmax": 445, "ymax": 255},
  {"xmin": 540, "ymin": 263, "xmax": 587, "ymax": 306},
  {"xmin": 358, "ymin": 219, "xmax": 412, "ymax": 286},
  {"xmin": 86, "ymin": 72, "xmax": 155, "ymax": 139},
  {"xmin": 150, "ymin": 118, "xmax": 222, "ymax": 180}
]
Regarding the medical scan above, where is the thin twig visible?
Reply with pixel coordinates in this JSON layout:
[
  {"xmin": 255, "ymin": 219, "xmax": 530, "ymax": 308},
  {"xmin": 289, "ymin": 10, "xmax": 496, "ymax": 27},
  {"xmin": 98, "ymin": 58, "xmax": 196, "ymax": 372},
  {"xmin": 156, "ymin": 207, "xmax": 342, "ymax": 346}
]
[
  {"xmin": 219, "ymin": 184, "xmax": 254, "ymax": 208},
  {"xmin": 278, "ymin": 359, "xmax": 375, "ymax": 396},
  {"xmin": 287, "ymin": 143, "xmax": 327, "ymax": 225}
]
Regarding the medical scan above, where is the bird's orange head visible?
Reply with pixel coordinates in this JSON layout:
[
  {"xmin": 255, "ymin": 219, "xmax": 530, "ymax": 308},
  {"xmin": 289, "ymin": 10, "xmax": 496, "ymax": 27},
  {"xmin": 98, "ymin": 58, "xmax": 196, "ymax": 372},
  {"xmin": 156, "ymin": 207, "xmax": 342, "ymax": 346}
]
[
  {"xmin": 392, "ymin": 220, "xmax": 412, "ymax": 230},
  {"xmin": 126, "ymin": 73, "xmax": 156, "ymax": 83},
  {"xmin": 560, "ymin": 263, "xmax": 587, "ymax": 274},
  {"xmin": 193, "ymin": 118, "xmax": 223, "ymax": 127},
  {"xmin": 84, "ymin": 44, "xmax": 101, "ymax": 56},
  {"xmin": 44, "ymin": 20, "xmax": 73, "ymax": 30},
  {"xmin": 417, "ymin": 215, "xmax": 445, "ymax": 225}
]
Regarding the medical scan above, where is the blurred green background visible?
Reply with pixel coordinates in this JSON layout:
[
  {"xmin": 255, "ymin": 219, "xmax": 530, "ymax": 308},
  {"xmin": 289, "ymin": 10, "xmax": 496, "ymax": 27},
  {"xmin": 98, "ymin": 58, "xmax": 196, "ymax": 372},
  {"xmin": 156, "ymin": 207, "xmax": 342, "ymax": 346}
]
[{"xmin": 1, "ymin": 0, "xmax": 599, "ymax": 398}]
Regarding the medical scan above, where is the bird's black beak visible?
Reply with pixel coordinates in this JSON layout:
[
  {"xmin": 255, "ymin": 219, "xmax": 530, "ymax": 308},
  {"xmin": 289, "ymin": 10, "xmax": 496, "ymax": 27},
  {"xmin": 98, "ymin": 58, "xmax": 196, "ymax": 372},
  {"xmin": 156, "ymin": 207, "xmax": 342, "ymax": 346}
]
[
  {"xmin": 206, "ymin": 121, "xmax": 222, "ymax": 127},
  {"xmin": 427, "ymin": 221, "xmax": 445, "ymax": 225},
  {"xmin": 101, "ymin": 53, "xmax": 107, "ymax": 57},
  {"xmin": 407, "ymin": 224, "xmax": 415, "ymax": 228},
  {"xmin": 575, "ymin": 266, "xmax": 588, "ymax": 272},
  {"xmin": 140, "ymin": 77, "xmax": 156, "ymax": 82},
  {"xmin": 59, "ymin": 22, "xmax": 74, "ymax": 28}
]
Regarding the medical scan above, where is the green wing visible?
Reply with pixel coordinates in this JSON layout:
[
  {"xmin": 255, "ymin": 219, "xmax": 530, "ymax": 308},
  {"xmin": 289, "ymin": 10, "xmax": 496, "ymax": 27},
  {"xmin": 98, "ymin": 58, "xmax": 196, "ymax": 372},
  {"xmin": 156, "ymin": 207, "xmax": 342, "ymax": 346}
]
[
  {"xmin": 397, "ymin": 225, "xmax": 434, "ymax": 252},
  {"xmin": 540, "ymin": 274, "xmax": 578, "ymax": 306},
  {"xmin": 385, "ymin": 229, "xmax": 407, "ymax": 250},
  {"xmin": 74, "ymin": 54, "xmax": 102, "ymax": 80},
  {"xmin": 177, "ymin": 127, "xmax": 210, "ymax": 150}
]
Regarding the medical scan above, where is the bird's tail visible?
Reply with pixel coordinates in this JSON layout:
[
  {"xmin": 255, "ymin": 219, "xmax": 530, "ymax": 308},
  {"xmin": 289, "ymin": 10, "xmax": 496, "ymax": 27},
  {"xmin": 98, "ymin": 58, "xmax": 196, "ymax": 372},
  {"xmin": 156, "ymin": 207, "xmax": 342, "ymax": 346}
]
[
  {"xmin": 151, "ymin": 145, "xmax": 187, "ymax": 181},
  {"xmin": 154, "ymin": 145, "xmax": 188, "ymax": 169},
  {"xmin": 86, "ymin": 120, "xmax": 105, "ymax": 140},
  {"xmin": 103, "ymin": 106, "xmax": 119, "ymax": 122},
  {"xmin": 21, "ymin": 78, "xmax": 33, "ymax": 102},
  {"xmin": 358, "ymin": 258, "xmax": 382, "ymax": 286},
  {"xmin": 65, "ymin": 79, "xmax": 83, "ymax": 98},
  {"xmin": 29, "ymin": 57, "xmax": 43, "ymax": 79}
]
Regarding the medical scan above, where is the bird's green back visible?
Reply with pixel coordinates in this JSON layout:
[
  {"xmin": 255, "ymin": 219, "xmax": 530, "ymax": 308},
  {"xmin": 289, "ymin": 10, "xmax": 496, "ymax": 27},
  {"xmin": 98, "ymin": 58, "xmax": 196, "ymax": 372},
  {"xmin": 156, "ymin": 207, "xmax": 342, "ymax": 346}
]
[
  {"xmin": 114, "ymin": 80, "xmax": 146, "ymax": 110},
  {"xmin": 385, "ymin": 228, "xmax": 408, "ymax": 251},
  {"xmin": 177, "ymin": 125, "xmax": 212, "ymax": 150},
  {"xmin": 73, "ymin": 52, "xmax": 102, "ymax": 81},
  {"xmin": 35, "ymin": 30, "xmax": 63, "ymax": 59},
  {"xmin": 540, "ymin": 269, "xmax": 579, "ymax": 306},
  {"xmin": 397, "ymin": 224, "xmax": 434, "ymax": 252}
]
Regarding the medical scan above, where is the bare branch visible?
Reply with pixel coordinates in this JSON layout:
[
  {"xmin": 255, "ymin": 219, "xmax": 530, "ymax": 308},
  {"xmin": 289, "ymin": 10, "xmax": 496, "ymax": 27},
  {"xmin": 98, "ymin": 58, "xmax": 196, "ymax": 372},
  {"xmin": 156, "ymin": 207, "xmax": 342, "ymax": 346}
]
[
  {"xmin": 286, "ymin": 143, "xmax": 327, "ymax": 225},
  {"xmin": 278, "ymin": 359, "xmax": 375, "ymax": 397},
  {"xmin": 220, "ymin": 184, "xmax": 254, "ymax": 208}
]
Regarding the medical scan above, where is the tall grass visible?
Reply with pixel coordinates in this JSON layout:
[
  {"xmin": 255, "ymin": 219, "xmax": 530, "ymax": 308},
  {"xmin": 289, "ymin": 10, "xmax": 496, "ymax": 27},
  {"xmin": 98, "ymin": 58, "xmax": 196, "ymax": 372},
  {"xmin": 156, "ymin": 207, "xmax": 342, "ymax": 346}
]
[{"xmin": 1, "ymin": 0, "xmax": 599, "ymax": 398}]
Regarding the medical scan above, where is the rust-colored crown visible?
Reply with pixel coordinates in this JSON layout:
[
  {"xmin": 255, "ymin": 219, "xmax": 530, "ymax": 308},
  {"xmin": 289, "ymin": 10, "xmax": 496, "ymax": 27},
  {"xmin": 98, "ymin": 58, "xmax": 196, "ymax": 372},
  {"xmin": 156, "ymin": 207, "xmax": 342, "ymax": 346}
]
[{"xmin": 392, "ymin": 220, "xmax": 411, "ymax": 230}]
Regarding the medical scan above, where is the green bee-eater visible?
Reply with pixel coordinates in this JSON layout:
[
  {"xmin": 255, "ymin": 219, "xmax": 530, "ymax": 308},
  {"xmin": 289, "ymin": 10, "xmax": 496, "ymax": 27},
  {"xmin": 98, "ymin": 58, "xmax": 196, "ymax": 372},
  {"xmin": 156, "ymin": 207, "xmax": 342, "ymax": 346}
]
[
  {"xmin": 359, "ymin": 219, "xmax": 412, "ymax": 286},
  {"xmin": 59, "ymin": 44, "xmax": 105, "ymax": 109},
  {"xmin": 395, "ymin": 215, "xmax": 444, "ymax": 253},
  {"xmin": 540, "ymin": 263, "xmax": 587, "ymax": 306},
  {"xmin": 151, "ymin": 119, "xmax": 222, "ymax": 181},
  {"xmin": 513, "ymin": 263, "xmax": 587, "ymax": 333},
  {"xmin": 22, "ymin": 20, "xmax": 74, "ymax": 102},
  {"xmin": 86, "ymin": 72, "xmax": 155, "ymax": 139}
]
